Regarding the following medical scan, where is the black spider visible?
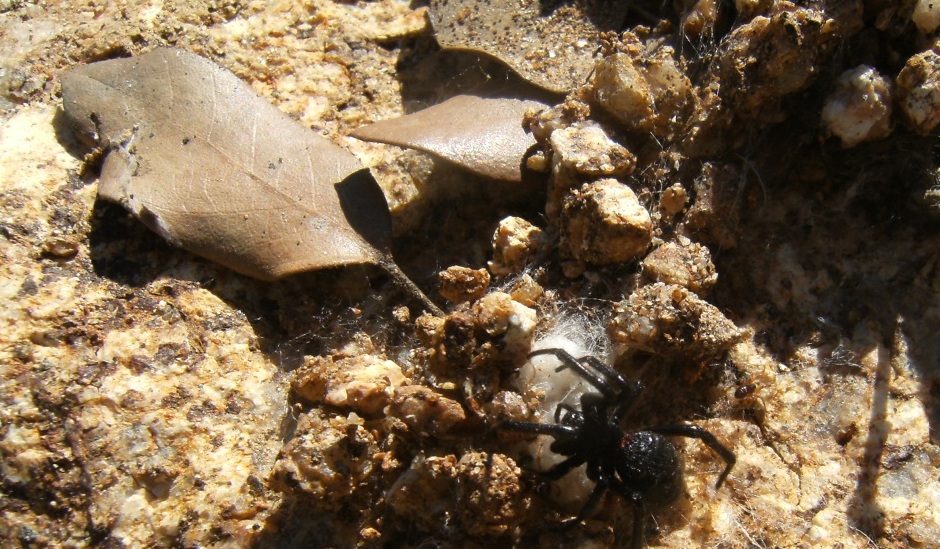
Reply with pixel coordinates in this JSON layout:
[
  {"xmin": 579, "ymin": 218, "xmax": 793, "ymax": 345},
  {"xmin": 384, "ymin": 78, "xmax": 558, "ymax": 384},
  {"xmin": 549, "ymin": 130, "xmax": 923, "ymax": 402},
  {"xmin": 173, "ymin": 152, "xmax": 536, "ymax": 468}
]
[{"xmin": 501, "ymin": 348, "xmax": 736, "ymax": 548}]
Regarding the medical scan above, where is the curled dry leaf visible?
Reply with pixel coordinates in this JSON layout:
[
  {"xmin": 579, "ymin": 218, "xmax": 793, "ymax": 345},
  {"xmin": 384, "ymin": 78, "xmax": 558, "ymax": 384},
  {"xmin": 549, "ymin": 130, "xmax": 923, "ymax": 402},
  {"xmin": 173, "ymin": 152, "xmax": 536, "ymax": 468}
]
[
  {"xmin": 352, "ymin": 95, "xmax": 547, "ymax": 182},
  {"xmin": 428, "ymin": 0, "xmax": 629, "ymax": 93},
  {"xmin": 60, "ymin": 48, "xmax": 442, "ymax": 315}
]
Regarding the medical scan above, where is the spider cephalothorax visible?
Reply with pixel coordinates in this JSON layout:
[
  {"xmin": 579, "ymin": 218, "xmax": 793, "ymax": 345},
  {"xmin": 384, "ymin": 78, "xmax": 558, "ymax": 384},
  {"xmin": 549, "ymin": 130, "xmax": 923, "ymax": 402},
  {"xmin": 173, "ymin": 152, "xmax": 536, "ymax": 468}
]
[{"xmin": 502, "ymin": 348, "xmax": 735, "ymax": 548}]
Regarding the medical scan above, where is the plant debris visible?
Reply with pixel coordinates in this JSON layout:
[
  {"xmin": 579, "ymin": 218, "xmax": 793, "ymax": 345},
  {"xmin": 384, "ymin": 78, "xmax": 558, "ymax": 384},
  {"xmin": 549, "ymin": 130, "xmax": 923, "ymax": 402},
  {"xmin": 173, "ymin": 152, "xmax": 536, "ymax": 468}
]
[
  {"xmin": 61, "ymin": 48, "xmax": 441, "ymax": 315},
  {"xmin": 427, "ymin": 0, "xmax": 630, "ymax": 92},
  {"xmin": 352, "ymin": 94, "xmax": 547, "ymax": 181}
]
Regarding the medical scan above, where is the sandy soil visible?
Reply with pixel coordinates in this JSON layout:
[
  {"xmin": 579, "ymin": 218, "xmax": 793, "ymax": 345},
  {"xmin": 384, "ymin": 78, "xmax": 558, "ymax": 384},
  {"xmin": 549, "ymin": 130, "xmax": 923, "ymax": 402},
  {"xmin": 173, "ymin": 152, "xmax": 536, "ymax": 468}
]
[{"xmin": 1, "ymin": 0, "xmax": 939, "ymax": 547}]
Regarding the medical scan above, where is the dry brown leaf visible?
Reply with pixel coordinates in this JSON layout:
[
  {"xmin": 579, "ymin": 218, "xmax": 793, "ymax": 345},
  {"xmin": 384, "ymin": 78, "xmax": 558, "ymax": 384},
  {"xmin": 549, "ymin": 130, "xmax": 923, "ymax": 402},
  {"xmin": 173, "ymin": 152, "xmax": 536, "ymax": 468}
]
[
  {"xmin": 351, "ymin": 95, "xmax": 547, "ymax": 182},
  {"xmin": 61, "ymin": 48, "xmax": 441, "ymax": 315},
  {"xmin": 428, "ymin": 0, "xmax": 629, "ymax": 93}
]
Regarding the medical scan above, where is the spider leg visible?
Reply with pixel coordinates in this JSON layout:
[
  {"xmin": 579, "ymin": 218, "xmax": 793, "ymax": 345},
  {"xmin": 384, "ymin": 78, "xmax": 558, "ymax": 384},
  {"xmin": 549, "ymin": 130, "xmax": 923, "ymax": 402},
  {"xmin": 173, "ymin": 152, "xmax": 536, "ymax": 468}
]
[
  {"xmin": 649, "ymin": 424, "xmax": 736, "ymax": 489},
  {"xmin": 529, "ymin": 348, "xmax": 618, "ymax": 399},
  {"xmin": 529, "ymin": 348, "xmax": 641, "ymax": 402},
  {"xmin": 554, "ymin": 402, "xmax": 579, "ymax": 424},
  {"xmin": 560, "ymin": 472, "xmax": 609, "ymax": 529},
  {"xmin": 540, "ymin": 454, "xmax": 587, "ymax": 481},
  {"xmin": 581, "ymin": 355, "xmax": 639, "ymax": 399},
  {"xmin": 578, "ymin": 391, "xmax": 609, "ymax": 421},
  {"xmin": 609, "ymin": 390, "xmax": 641, "ymax": 424},
  {"xmin": 608, "ymin": 479, "xmax": 646, "ymax": 549},
  {"xmin": 629, "ymin": 491, "xmax": 646, "ymax": 549},
  {"xmin": 500, "ymin": 419, "xmax": 579, "ymax": 439}
]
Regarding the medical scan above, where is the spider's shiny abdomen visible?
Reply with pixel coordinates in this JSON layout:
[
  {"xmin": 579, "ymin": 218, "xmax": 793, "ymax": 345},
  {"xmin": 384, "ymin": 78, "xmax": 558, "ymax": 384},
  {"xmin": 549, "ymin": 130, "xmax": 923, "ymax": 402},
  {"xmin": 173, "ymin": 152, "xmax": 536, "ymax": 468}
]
[{"xmin": 616, "ymin": 431, "xmax": 683, "ymax": 508}]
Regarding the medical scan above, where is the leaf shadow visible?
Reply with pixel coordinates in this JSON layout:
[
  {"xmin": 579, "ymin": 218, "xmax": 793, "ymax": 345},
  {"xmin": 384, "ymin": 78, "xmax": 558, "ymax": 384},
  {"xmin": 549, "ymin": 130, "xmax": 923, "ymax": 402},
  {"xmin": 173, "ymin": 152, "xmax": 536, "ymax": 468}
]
[
  {"xmin": 87, "ymin": 200, "xmax": 179, "ymax": 287},
  {"xmin": 389, "ymin": 157, "xmax": 549, "ymax": 277},
  {"xmin": 336, "ymin": 169, "xmax": 394, "ymax": 252},
  {"xmin": 87, "ymin": 201, "xmax": 424, "ymax": 374},
  {"xmin": 395, "ymin": 33, "xmax": 561, "ymax": 111},
  {"xmin": 51, "ymin": 107, "xmax": 92, "ymax": 161},
  {"xmin": 711, "ymin": 128, "xmax": 940, "ymax": 543}
]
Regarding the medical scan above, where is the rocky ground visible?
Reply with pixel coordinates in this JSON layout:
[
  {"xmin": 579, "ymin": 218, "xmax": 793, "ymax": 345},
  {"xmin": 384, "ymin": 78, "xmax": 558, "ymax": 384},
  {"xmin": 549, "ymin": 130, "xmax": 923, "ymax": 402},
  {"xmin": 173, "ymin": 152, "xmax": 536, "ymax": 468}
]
[{"xmin": 1, "ymin": 0, "xmax": 939, "ymax": 547}]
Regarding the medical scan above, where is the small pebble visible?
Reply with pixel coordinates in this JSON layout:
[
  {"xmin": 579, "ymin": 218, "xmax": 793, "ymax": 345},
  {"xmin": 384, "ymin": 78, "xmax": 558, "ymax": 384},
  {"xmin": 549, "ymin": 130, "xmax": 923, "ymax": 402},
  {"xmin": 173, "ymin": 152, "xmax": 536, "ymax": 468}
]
[
  {"xmin": 548, "ymin": 122, "xmax": 635, "ymax": 177},
  {"xmin": 291, "ymin": 355, "xmax": 407, "ymax": 418},
  {"xmin": 897, "ymin": 44, "xmax": 940, "ymax": 134},
  {"xmin": 821, "ymin": 65, "xmax": 893, "ymax": 147},
  {"xmin": 42, "ymin": 236, "xmax": 80, "ymax": 258},
  {"xmin": 660, "ymin": 183, "xmax": 689, "ymax": 216},
  {"xmin": 641, "ymin": 237, "xmax": 718, "ymax": 294},
  {"xmin": 489, "ymin": 217, "xmax": 546, "ymax": 276},
  {"xmin": 439, "ymin": 266, "xmax": 490, "ymax": 303},
  {"xmin": 593, "ymin": 49, "xmax": 690, "ymax": 137},
  {"xmin": 560, "ymin": 178, "xmax": 653, "ymax": 266},
  {"xmin": 608, "ymin": 282, "xmax": 742, "ymax": 365},
  {"xmin": 913, "ymin": 0, "xmax": 940, "ymax": 34}
]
